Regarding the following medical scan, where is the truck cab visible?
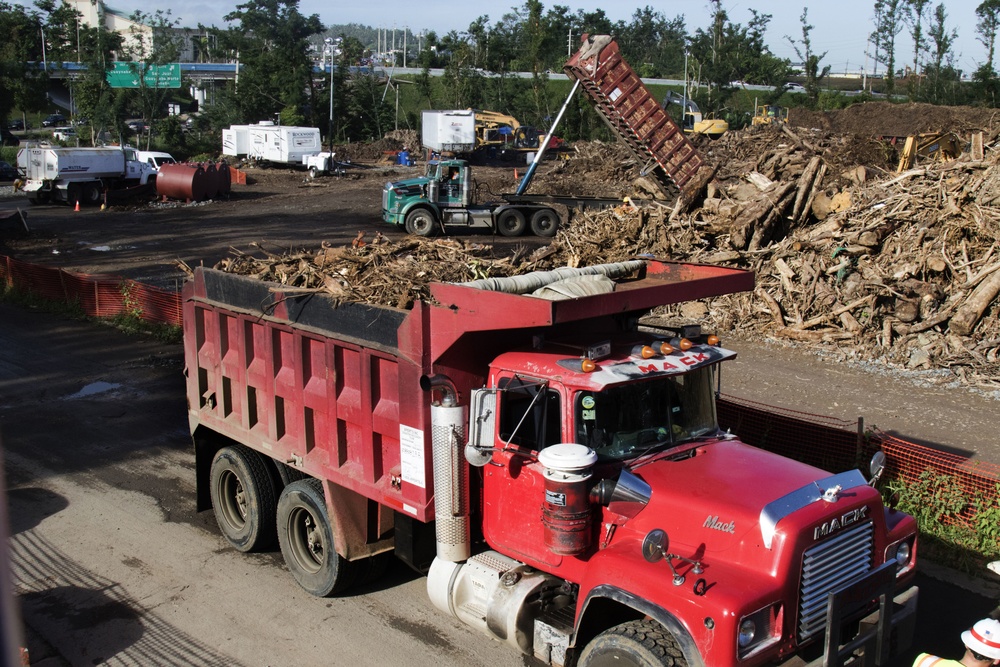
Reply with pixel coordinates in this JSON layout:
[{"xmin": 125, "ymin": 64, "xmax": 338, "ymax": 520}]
[{"xmin": 433, "ymin": 323, "xmax": 918, "ymax": 667}]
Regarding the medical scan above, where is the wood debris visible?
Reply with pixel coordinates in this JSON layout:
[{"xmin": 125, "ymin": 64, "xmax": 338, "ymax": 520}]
[{"xmin": 203, "ymin": 120, "xmax": 1000, "ymax": 391}]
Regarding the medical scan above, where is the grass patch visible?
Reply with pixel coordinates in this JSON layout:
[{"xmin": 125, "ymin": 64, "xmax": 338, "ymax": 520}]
[
  {"xmin": 886, "ymin": 471, "xmax": 1000, "ymax": 576},
  {"xmin": 1, "ymin": 283, "xmax": 181, "ymax": 344}
]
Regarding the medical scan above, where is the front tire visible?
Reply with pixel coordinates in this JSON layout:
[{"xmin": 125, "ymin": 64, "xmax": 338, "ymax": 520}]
[
  {"xmin": 405, "ymin": 208, "xmax": 437, "ymax": 237},
  {"xmin": 209, "ymin": 445, "xmax": 278, "ymax": 552},
  {"xmin": 81, "ymin": 182, "xmax": 101, "ymax": 206},
  {"xmin": 578, "ymin": 620, "xmax": 688, "ymax": 667},
  {"xmin": 277, "ymin": 479, "xmax": 358, "ymax": 596},
  {"xmin": 530, "ymin": 208, "xmax": 559, "ymax": 237},
  {"xmin": 496, "ymin": 209, "xmax": 527, "ymax": 237},
  {"xmin": 309, "ymin": 166, "xmax": 318, "ymax": 178}
]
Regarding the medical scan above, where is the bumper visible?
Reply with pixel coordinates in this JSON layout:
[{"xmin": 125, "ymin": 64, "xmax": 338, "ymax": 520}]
[{"xmin": 799, "ymin": 562, "xmax": 919, "ymax": 667}]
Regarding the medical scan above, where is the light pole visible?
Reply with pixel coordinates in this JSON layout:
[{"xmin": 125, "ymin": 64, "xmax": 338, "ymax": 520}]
[
  {"xmin": 324, "ymin": 37, "xmax": 336, "ymax": 151},
  {"xmin": 682, "ymin": 50, "xmax": 689, "ymax": 117}
]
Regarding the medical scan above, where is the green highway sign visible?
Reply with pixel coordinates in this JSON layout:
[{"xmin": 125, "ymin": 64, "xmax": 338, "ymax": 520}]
[{"xmin": 106, "ymin": 62, "xmax": 181, "ymax": 89}]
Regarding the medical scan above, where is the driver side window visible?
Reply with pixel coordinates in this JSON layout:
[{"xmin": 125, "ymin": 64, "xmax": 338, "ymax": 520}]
[{"xmin": 498, "ymin": 377, "xmax": 561, "ymax": 451}]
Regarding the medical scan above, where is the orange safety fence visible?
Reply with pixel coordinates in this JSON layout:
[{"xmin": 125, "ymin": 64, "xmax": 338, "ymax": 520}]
[
  {"xmin": 719, "ymin": 393, "xmax": 1000, "ymax": 540},
  {"xmin": 2, "ymin": 253, "xmax": 998, "ymax": 544},
  {"xmin": 0, "ymin": 254, "xmax": 182, "ymax": 327}
]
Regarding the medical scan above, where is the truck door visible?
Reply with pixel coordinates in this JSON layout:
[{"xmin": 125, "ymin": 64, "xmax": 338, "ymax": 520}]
[{"xmin": 481, "ymin": 375, "xmax": 567, "ymax": 567}]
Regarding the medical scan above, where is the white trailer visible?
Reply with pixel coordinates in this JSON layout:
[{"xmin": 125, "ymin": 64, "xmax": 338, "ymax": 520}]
[
  {"xmin": 421, "ymin": 110, "xmax": 476, "ymax": 154},
  {"xmin": 16, "ymin": 146, "xmax": 156, "ymax": 206},
  {"xmin": 222, "ymin": 125, "xmax": 251, "ymax": 157},
  {"xmin": 222, "ymin": 122, "xmax": 322, "ymax": 166}
]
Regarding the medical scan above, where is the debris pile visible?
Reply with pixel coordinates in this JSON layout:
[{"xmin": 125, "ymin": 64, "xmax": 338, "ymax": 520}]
[{"xmin": 206, "ymin": 116, "xmax": 1000, "ymax": 390}]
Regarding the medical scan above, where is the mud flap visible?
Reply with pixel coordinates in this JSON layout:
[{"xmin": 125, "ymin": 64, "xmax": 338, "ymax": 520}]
[{"xmin": 805, "ymin": 561, "xmax": 918, "ymax": 667}]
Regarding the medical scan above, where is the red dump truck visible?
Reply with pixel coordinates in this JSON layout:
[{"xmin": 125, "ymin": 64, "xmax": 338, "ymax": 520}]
[{"xmin": 184, "ymin": 260, "xmax": 918, "ymax": 667}]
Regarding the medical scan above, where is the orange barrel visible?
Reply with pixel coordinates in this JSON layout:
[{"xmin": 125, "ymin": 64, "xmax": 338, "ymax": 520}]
[
  {"xmin": 216, "ymin": 161, "xmax": 231, "ymax": 196},
  {"xmin": 156, "ymin": 163, "xmax": 206, "ymax": 202}
]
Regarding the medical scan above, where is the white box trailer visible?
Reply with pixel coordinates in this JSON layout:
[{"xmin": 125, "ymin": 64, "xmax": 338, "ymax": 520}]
[
  {"xmin": 16, "ymin": 145, "xmax": 155, "ymax": 206},
  {"xmin": 421, "ymin": 110, "xmax": 476, "ymax": 154},
  {"xmin": 222, "ymin": 122, "xmax": 322, "ymax": 165}
]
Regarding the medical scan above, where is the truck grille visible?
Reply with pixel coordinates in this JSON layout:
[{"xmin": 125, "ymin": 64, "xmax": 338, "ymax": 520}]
[{"xmin": 798, "ymin": 521, "xmax": 874, "ymax": 642}]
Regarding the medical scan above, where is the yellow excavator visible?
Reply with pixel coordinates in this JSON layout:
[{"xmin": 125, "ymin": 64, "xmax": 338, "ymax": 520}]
[
  {"xmin": 662, "ymin": 92, "xmax": 728, "ymax": 138},
  {"xmin": 469, "ymin": 109, "xmax": 561, "ymax": 156},
  {"xmin": 896, "ymin": 132, "xmax": 961, "ymax": 172}
]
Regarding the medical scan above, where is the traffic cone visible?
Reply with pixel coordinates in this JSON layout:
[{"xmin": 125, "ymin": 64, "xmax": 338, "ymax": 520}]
[
  {"xmin": 514, "ymin": 168, "xmax": 519, "ymax": 179},
  {"xmin": 74, "ymin": 200, "xmax": 80, "ymax": 212}
]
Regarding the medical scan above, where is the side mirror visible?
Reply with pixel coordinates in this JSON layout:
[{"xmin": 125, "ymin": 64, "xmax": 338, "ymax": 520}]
[
  {"xmin": 465, "ymin": 388, "xmax": 497, "ymax": 467},
  {"xmin": 868, "ymin": 451, "xmax": 886, "ymax": 486}
]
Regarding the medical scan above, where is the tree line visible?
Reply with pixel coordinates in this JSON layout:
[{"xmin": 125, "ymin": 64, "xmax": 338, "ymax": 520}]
[{"xmin": 2, "ymin": 0, "xmax": 1000, "ymax": 149}]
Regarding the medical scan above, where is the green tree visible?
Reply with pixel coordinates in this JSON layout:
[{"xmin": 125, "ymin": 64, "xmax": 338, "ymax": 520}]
[
  {"xmin": 922, "ymin": 4, "xmax": 959, "ymax": 103},
  {"xmin": 904, "ymin": 0, "xmax": 930, "ymax": 99},
  {"xmin": 121, "ymin": 10, "xmax": 183, "ymax": 149},
  {"xmin": 786, "ymin": 8, "xmax": 831, "ymax": 106},
  {"xmin": 974, "ymin": 0, "xmax": 1000, "ymax": 103},
  {"xmin": 871, "ymin": 0, "xmax": 911, "ymax": 96},
  {"xmin": 976, "ymin": 0, "xmax": 1000, "ymax": 75},
  {"xmin": 215, "ymin": 0, "xmax": 323, "ymax": 126},
  {"xmin": 0, "ymin": 2, "xmax": 47, "ymax": 126},
  {"xmin": 689, "ymin": 4, "xmax": 789, "ymax": 96}
]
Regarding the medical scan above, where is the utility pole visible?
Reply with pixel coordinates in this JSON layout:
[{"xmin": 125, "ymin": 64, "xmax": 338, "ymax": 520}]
[
  {"xmin": 567, "ymin": 28, "xmax": 574, "ymax": 56},
  {"xmin": 403, "ymin": 28, "xmax": 407, "ymax": 68}
]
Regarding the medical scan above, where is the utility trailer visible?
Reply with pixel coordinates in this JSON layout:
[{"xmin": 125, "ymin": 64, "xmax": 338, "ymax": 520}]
[{"xmin": 185, "ymin": 259, "xmax": 918, "ymax": 667}]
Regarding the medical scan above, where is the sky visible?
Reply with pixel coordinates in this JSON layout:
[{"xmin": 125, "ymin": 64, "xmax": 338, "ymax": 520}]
[{"xmin": 23, "ymin": 0, "xmax": 990, "ymax": 76}]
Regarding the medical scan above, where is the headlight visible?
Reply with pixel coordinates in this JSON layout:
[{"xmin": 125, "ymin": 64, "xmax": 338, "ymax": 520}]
[
  {"xmin": 738, "ymin": 619, "xmax": 756, "ymax": 647},
  {"xmin": 737, "ymin": 603, "xmax": 782, "ymax": 659},
  {"xmin": 886, "ymin": 537, "xmax": 914, "ymax": 573}
]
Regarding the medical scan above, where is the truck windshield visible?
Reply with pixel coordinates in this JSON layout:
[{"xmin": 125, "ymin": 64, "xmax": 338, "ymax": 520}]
[{"xmin": 574, "ymin": 366, "xmax": 718, "ymax": 460}]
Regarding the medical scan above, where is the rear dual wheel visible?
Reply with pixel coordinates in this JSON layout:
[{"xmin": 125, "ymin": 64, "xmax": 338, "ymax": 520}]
[
  {"xmin": 497, "ymin": 209, "xmax": 527, "ymax": 237},
  {"xmin": 277, "ymin": 479, "xmax": 359, "ymax": 597},
  {"xmin": 530, "ymin": 208, "xmax": 559, "ymax": 237},
  {"xmin": 210, "ymin": 445, "xmax": 278, "ymax": 552}
]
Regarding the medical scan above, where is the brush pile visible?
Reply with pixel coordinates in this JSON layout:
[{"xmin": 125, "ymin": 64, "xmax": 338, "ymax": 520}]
[{"xmin": 206, "ymin": 114, "xmax": 1000, "ymax": 390}]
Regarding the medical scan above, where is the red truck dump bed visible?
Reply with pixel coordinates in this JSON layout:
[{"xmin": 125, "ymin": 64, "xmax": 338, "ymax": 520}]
[
  {"xmin": 564, "ymin": 36, "xmax": 714, "ymax": 200},
  {"xmin": 183, "ymin": 261, "xmax": 752, "ymax": 523}
]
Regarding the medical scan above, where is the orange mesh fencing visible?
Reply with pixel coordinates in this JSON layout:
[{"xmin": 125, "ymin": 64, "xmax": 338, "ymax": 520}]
[
  {"xmin": 719, "ymin": 394, "xmax": 1000, "ymax": 541},
  {"xmin": 1, "ymin": 255, "xmax": 182, "ymax": 326}
]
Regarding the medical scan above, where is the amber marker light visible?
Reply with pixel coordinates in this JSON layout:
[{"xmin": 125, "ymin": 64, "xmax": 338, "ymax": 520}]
[
  {"xmin": 581, "ymin": 358, "xmax": 597, "ymax": 372},
  {"xmin": 707, "ymin": 334, "xmax": 720, "ymax": 346},
  {"xmin": 659, "ymin": 341, "xmax": 675, "ymax": 355},
  {"xmin": 679, "ymin": 338, "xmax": 694, "ymax": 351}
]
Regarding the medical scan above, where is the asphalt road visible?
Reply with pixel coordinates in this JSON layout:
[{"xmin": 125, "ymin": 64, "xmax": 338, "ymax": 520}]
[{"xmin": 1, "ymin": 303, "xmax": 998, "ymax": 667}]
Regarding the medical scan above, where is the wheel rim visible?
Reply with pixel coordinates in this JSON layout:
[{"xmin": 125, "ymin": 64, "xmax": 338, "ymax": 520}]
[
  {"xmin": 217, "ymin": 469, "xmax": 248, "ymax": 531},
  {"xmin": 532, "ymin": 210, "xmax": 557, "ymax": 235},
  {"xmin": 413, "ymin": 215, "xmax": 431, "ymax": 233},
  {"xmin": 287, "ymin": 505, "xmax": 325, "ymax": 574}
]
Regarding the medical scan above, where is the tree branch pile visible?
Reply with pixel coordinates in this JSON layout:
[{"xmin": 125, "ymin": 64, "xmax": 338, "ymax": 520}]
[{"xmin": 202, "ymin": 122, "xmax": 1000, "ymax": 390}]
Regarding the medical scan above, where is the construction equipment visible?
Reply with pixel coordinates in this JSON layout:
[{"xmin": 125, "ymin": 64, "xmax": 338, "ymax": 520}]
[
  {"xmin": 421, "ymin": 109, "xmax": 552, "ymax": 160},
  {"xmin": 896, "ymin": 132, "xmax": 961, "ymax": 172},
  {"xmin": 752, "ymin": 105, "xmax": 788, "ymax": 125},
  {"xmin": 662, "ymin": 91, "xmax": 728, "ymax": 138},
  {"xmin": 185, "ymin": 257, "xmax": 918, "ymax": 667},
  {"xmin": 752, "ymin": 105, "xmax": 789, "ymax": 126}
]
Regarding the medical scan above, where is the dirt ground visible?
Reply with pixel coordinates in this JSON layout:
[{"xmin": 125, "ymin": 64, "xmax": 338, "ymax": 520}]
[{"xmin": 1, "ymin": 100, "xmax": 999, "ymax": 466}]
